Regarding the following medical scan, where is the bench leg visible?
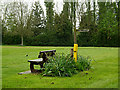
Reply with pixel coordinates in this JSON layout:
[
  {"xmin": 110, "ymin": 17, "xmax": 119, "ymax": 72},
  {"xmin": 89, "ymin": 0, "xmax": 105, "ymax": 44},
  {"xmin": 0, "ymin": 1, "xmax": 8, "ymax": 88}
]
[
  {"xmin": 30, "ymin": 63, "xmax": 34, "ymax": 73},
  {"xmin": 30, "ymin": 63, "xmax": 41, "ymax": 73},
  {"xmin": 40, "ymin": 63, "xmax": 43, "ymax": 68}
]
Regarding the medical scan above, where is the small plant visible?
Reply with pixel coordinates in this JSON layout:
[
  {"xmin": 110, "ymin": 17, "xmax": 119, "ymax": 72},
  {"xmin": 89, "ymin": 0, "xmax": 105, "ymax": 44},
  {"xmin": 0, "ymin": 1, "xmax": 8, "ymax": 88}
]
[
  {"xmin": 42, "ymin": 54, "xmax": 92, "ymax": 77},
  {"xmin": 75, "ymin": 55, "xmax": 91, "ymax": 71}
]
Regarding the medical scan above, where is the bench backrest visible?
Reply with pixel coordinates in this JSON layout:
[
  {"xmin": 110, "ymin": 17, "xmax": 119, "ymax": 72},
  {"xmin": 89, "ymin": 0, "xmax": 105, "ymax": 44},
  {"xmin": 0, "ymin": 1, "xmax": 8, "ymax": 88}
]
[{"xmin": 38, "ymin": 50, "xmax": 56, "ymax": 62}]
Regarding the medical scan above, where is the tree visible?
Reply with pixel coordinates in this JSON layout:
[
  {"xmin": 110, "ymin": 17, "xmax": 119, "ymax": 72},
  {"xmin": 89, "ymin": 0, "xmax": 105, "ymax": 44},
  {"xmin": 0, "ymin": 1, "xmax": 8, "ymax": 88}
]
[
  {"xmin": 45, "ymin": 1, "xmax": 54, "ymax": 32},
  {"xmin": 4, "ymin": 2, "xmax": 33, "ymax": 46},
  {"xmin": 97, "ymin": 1, "xmax": 118, "ymax": 46},
  {"xmin": 77, "ymin": 2, "xmax": 91, "ymax": 46},
  {"xmin": 54, "ymin": 2, "xmax": 73, "ymax": 45},
  {"xmin": 31, "ymin": 1, "xmax": 45, "ymax": 36}
]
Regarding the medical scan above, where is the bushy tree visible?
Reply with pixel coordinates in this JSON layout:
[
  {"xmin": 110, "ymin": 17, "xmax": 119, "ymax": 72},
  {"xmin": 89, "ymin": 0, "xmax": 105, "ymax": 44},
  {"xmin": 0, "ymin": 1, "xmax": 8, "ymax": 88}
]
[
  {"xmin": 54, "ymin": 2, "xmax": 73, "ymax": 45},
  {"xmin": 3, "ymin": 2, "xmax": 33, "ymax": 45},
  {"xmin": 31, "ymin": 1, "xmax": 45, "ymax": 36},
  {"xmin": 45, "ymin": 1, "xmax": 54, "ymax": 32},
  {"xmin": 97, "ymin": 1, "xmax": 118, "ymax": 46}
]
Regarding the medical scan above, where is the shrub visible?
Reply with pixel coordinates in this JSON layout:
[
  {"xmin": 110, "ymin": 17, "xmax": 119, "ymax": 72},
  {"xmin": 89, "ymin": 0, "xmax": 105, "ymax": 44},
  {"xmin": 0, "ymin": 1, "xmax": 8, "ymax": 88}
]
[
  {"xmin": 2, "ymin": 34, "xmax": 21, "ymax": 45},
  {"xmin": 42, "ymin": 54, "xmax": 91, "ymax": 77}
]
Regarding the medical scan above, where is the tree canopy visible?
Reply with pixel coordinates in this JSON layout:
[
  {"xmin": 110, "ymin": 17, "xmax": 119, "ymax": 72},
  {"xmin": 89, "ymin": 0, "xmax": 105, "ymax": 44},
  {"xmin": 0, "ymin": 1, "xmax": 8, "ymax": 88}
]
[{"xmin": 1, "ymin": 0, "xmax": 119, "ymax": 47}]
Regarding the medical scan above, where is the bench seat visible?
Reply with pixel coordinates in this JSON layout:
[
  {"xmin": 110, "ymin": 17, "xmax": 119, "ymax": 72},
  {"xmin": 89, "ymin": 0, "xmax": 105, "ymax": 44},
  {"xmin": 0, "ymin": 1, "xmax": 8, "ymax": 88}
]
[
  {"xmin": 28, "ymin": 58, "xmax": 43, "ymax": 73},
  {"xmin": 28, "ymin": 58, "xmax": 43, "ymax": 63}
]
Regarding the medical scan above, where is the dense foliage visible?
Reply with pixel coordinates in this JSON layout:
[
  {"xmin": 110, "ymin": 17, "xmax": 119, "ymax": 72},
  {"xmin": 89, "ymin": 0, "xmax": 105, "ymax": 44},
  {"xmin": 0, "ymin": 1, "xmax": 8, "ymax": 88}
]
[
  {"xmin": 1, "ymin": 1, "xmax": 119, "ymax": 46},
  {"xmin": 42, "ymin": 54, "xmax": 91, "ymax": 77}
]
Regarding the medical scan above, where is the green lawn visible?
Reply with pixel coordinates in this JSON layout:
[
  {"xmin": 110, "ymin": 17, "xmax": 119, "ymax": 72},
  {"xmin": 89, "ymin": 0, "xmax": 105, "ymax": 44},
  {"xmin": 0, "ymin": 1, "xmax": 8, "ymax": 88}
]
[{"xmin": 2, "ymin": 45, "xmax": 118, "ymax": 88}]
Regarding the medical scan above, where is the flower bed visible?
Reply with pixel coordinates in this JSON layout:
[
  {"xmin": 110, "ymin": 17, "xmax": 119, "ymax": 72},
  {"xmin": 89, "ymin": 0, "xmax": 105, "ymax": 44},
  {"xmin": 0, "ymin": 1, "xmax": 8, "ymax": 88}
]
[{"xmin": 42, "ymin": 54, "xmax": 92, "ymax": 77}]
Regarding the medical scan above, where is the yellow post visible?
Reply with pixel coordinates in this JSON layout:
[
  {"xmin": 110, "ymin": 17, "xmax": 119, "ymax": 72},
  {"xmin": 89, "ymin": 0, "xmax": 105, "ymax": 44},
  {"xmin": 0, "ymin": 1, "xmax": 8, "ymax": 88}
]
[{"xmin": 74, "ymin": 44, "xmax": 78, "ymax": 62}]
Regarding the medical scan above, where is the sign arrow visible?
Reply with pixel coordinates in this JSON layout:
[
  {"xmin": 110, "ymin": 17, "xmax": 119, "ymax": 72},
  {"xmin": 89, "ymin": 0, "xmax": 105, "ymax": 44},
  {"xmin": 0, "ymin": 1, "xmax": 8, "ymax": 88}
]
[{"xmin": 76, "ymin": 29, "xmax": 89, "ymax": 32}]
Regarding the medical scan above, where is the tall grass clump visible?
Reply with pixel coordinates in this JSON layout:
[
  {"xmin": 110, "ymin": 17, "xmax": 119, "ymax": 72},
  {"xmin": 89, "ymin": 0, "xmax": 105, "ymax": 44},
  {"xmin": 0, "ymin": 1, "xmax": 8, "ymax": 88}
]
[
  {"xmin": 42, "ymin": 54, "xmax": 91, "ymax": 77},
  {"xmin": 75, "ymin": 55, "xmax": 91, "ymax": 71}
]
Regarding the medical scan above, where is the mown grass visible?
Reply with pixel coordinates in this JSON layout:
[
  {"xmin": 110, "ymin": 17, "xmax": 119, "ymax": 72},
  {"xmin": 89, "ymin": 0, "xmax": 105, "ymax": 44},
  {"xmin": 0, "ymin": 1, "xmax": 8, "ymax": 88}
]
[{"xmin": 2, "ymin": 45, "xmax": 118, "ymax": 88}]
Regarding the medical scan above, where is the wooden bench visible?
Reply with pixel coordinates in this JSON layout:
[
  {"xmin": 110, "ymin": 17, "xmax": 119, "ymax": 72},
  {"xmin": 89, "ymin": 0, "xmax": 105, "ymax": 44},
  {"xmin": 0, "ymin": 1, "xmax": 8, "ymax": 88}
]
[{"xmin": 28, "ymin": 50, "xmax": 56, "ymax": 73}]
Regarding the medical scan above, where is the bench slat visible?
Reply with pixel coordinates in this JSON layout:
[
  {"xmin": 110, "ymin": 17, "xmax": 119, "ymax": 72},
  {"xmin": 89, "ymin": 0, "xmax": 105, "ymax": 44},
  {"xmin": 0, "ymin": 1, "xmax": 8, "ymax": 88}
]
[
  {"xmin": 28, "ymin": 58, "xmax": 43, "ymax": 62},
  {"xmin": 40, "ymin": 50, "xmax": 56, "ymax": 53}
]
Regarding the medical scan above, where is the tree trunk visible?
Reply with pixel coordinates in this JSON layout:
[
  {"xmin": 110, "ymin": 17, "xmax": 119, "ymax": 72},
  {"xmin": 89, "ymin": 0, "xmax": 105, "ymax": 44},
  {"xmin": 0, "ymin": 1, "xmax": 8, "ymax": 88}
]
[{"xmin": 21, "ymin": 35, "xmax": 23, "ymax": 46}]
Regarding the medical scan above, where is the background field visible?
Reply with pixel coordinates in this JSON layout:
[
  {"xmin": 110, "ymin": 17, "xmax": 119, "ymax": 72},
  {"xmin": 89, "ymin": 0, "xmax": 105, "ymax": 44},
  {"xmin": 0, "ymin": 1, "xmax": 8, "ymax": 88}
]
[{"xmin": 2, "ymin": 46, "xmax": 118, "ymax": 88}]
